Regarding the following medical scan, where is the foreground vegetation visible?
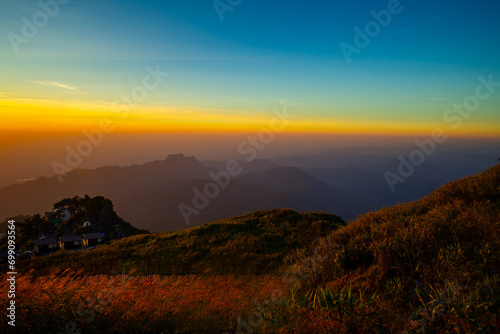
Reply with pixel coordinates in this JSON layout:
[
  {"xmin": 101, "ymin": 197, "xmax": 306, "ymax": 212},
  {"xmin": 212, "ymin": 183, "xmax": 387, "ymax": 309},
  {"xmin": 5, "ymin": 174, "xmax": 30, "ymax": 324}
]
[
  {"xmin": 279, "ymin": 163, "xmax": 500, "ymax": 333},
  {"xmin": 4, "ymin": 268, "xmax": 282, "ymax": 333},
  {"xmin": 1, "ymin": 165, "xmax": 499, "ymax": 333}
]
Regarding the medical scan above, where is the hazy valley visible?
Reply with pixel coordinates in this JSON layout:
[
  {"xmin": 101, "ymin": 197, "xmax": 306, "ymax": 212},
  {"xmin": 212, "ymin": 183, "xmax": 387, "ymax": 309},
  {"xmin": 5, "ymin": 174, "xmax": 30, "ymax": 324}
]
[{"xmin": 1, "ymin": 144, "xmax": 498, "ymax": 232}]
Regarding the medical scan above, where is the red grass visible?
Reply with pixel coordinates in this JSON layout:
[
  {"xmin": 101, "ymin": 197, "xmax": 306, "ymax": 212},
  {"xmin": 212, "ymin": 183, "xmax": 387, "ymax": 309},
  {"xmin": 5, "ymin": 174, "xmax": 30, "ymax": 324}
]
[{"xmin": 0, "ymin": 269, "xmax": 283, "ymax": 333}]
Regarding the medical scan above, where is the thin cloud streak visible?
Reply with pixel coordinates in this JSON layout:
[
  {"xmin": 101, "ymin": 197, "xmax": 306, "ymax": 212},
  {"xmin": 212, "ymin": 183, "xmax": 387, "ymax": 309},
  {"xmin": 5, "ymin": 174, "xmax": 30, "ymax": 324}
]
[{"xmin": 30, "ymin": 80, "xmax": 79, "ymax": 92}]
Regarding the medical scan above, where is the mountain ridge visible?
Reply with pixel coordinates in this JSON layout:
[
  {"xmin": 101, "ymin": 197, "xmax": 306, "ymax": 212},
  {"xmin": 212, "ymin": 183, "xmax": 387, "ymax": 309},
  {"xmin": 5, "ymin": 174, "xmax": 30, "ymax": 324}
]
[{"xmin": 0, "ymin": 155, "xmax": 358, "ymax": 231}]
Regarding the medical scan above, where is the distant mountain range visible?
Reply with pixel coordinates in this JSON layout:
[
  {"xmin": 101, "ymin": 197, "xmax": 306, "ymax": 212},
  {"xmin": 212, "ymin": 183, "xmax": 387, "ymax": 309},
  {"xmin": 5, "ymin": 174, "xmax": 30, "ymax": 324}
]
[{"xmin": 0, "ymin": 149, "xmax": 497, "ymax": 232}]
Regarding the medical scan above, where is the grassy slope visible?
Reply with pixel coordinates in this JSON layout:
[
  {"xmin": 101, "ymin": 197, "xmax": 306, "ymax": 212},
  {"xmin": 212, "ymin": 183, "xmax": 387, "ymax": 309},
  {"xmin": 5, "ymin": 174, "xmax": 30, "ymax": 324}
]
[
  {"xmin": 17, "ymin": 209, "xmax": 345, "ymax": 276},
  {"xmin": 275, "ymin": 164, "xmax": 500, "ymax": 333},
  {"xmin": 308, "ymin": 163, "xmax": 500, "ymax": 290}
]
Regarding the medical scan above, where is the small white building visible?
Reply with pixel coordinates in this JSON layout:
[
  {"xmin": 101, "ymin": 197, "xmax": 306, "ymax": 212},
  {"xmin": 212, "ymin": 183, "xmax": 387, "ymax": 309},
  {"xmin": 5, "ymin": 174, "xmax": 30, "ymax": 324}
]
[{"xmin": 60, "ymin": 208, "xmax": 71, "ymax": 222}]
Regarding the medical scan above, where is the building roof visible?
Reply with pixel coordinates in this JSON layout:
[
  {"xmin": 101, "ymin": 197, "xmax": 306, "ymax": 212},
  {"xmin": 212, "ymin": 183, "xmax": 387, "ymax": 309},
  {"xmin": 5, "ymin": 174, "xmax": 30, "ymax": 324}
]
[
  {"xmin": 60, "ymin": 235, "xmax": 83, "ymax": 243},
  {"xmin": 83, "ymin": 232, "xmax": 105, "ymax": 240},
  {"xmin": 35, "ymin": 238, "xmax": 58, "ymax": 246}
]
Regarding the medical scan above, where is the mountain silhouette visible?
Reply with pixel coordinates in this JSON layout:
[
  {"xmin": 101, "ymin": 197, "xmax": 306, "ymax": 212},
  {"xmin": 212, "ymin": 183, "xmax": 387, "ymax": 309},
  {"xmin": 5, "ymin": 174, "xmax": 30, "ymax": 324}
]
[{"xmin": 0, "ymin": 155, "xmax": 356, "ymax": 232}]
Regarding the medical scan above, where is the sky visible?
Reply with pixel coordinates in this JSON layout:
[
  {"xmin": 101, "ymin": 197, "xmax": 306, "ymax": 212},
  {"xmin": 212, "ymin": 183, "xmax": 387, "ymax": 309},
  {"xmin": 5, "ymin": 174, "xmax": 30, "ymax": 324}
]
[{"xmin": 0, "ymin": 0, "xmax": 499, "ymax": 168}]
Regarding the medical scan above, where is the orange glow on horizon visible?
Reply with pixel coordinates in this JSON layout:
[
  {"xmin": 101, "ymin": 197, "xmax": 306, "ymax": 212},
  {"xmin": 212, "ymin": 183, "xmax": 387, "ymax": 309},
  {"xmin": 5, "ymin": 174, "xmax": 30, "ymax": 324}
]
[{"xmin": 1, "ymin": 98, "xmax": 499, "ymax": 147}]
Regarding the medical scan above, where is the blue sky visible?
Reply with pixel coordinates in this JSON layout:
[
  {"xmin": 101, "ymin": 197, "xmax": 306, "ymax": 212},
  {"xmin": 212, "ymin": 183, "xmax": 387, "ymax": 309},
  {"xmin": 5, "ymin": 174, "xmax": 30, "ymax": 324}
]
[{"xmin": 0, "ymin": 0, "xmax": 499, "ymax": 136}]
